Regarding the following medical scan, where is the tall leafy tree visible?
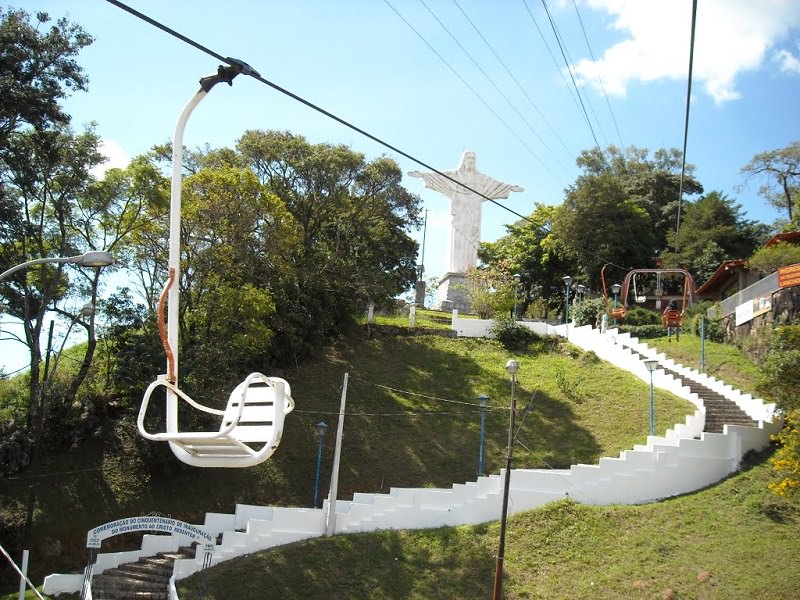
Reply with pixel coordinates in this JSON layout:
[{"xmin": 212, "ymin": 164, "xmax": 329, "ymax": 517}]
[
  {"xmin": 0, "ymin": 10, "xmax": 160, "ymax": 460},
  {"xmin": 574, "ymin": 145, "xmax": 703, "ymax": 252},
  {"xmin": 0, "ymin": 125, "xmax": 103, "ymax": 458},
  {"xmin": 741, "ymin": 141, "xmax": 800, "ymax": 227},
  {"xmin": 0, "ymin": 9, "xmax": 92, "ymax": 147},
  {"xmin": 661, "ymin": 191, "xmax": 770, "ymax": 283},
  {"xmin": 479, "ymin": 204, "xmax": 570, "ymax": 315},
  {"xmin": 237, "ymin": 130, "xmax": 421, "ymax": 361},
  {"xmin": 553, "ymin": 170, "xmax": 656, "ymax": 290}
]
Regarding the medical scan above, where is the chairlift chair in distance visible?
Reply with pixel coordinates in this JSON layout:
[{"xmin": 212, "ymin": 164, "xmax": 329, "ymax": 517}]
[
  {"xmin": 601, "ymin": 265, "xmax": 696, "ymax": 326},
  {"xmin": 137, "ymin": 60, "xmax": 294, "ymax": 468}
]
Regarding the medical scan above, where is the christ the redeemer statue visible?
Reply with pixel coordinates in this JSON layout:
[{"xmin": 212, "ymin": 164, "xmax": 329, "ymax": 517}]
[{"xmin": 409, "ymin": 151, "xmax": 524, "ymax": 274}]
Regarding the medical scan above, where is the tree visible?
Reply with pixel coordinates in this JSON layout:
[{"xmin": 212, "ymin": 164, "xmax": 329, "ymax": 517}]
[
  {"xmin": 0, "ymin": 125, "xmax": 103, "ymax": 460},
  {"xmin": 0, "ymin": 10, "xmax": 159, "ymax": 461},
  {"xmin": 574, "ymin": 145, "xmax": 703, "ymax": 252},
  {"xmin": 553, "ymin": 170, "xmax": 656, "ymax": 290},
  {"xmin": 748, "ymin": 241, "xmax": 800, "ymax": 275},
  {"xmin": 741, "ymin": 141, "xmax": 800, "ymax": 227},
  {"xmin": 460, "ymin": 264, "xmax": 515, "ymax": 319},
  {"xmin": 479, "ymin": 204, "xmax": 571, "ymax": 317},
  {"xmin": 237, "ymin": 130, "xmax": 421, "ymax": 361},
  {"xmin": 0, "ymin": 9, "xmax": 92, "ymax": 148},
  {"xmin": 660, "ymin": 191, "xmax": 770, "ymax": 283}
]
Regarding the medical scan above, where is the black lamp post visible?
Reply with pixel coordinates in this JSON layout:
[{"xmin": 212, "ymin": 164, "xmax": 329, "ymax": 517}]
[
  {"xmin": 611, "ymin": 283, "xmax": 622, "ymax": 325},
  {"xmin": 512, "ymin": 273, "xmax": 521, "ymax": 320},
  {"xmin": 493, "ymin": 359, "xmax": 519, "ymax": 600},
  {"xmin": 478, "ymin": 394, "xmax": 489, "ymax": 477},
  {"xmin": 562, "ymin": 275, "xmax": 572, "ymax": 339},
  {"xmin": 312, "ymin": 421, "xmax": 328, "ymax": 507}
]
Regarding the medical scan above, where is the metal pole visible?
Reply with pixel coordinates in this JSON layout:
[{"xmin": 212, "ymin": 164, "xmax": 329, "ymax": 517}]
[
  {"xmin": 612, "ymin": 291, "xmax": 618, "ymax": 326},
  {"xmin": 312, "ymin": 429, "xmax": 325, "ymax": 508},
  {"xmin": 649, "ymin": 372, "xmax": 655, "ymax": 437},
  {"xmin": 17, "ymin": 549, "xmax": 28, "ymax": 600},
  {"xmin": 700, "ymin": 315, "xmax": 706, "ymax": 372},
  {"xmin": 478, "ymin": 395, "xmax": 488, "ymax": 477},
  {"xmin": 325, "ymin": 373, "xmax": 348, "ymax": 536},
  {"xmin": 492, "ymin": 368, "xmax": 517, "ymax": 600},
  {"xmin": 564, "ymin": 285, "xmax": 569, "ymax": 339}
]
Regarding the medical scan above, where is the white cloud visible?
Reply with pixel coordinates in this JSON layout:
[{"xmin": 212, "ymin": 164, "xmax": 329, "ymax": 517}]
[
  {"xmin": 91, "ymin": 138, "xmax": 131, "ymax": 179},
  {"xmin": 773, "ymin": 43, "xmax": 800, "ymax": 73},
  {"xmin": 573, "ymin": 0, "xmax": 800, "ymax": 104}
]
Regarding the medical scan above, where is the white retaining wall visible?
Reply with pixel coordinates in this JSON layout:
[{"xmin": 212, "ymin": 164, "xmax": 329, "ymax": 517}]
[{"xmin": 44, "ymin": 322, "xmax": 782, "ymax": 595}]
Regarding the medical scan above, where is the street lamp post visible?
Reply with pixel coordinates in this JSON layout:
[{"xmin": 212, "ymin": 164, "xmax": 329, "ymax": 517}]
[
  {"xmin": 576, "ymin": 284, "xmax": 586, "ymax": 325},
  {"xmin": 0, "ymin": 251, "xmax": 114, "ymax": 281},
  {"xmin": 610, "ymin": 283, "xmax": 622, "ymax": 326},
  {"xmin": 312, "ymin": 421, "xmax": 328, "ymax": 508},
  {"xmin": 477, "ymin": 394, "xmax": 489, "ymax": 477},
  {"xmin": 562, "ymin": 275, "xmax": 572, "ymax": 339},
  {"xmin": 493, "ymin": 359, "xmax": 519, "ymax": 600},
  {"xmin": 512, "ymin": 274, "xmax": 521, "ymax": 320},
  {"xmin": 643, "ymin": 360, "xmax": 658, "ymax": 437}
]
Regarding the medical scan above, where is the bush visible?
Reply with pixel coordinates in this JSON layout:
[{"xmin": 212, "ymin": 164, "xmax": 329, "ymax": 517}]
[
  {"xmin": 690, "ymin": 312, "xmax": 724, "ymax": 342},
  {"xmin": 624, "ymin": 306, "xmax": 660, "ymax": 326},
  {"xmin": 571, "ymin": 297, "xmax": 605, "ymax": 327},
  {"xmin": 619, "ymin": 324, "xmax": 664, "ymax": 339},
  {"xmin": 756, "ymin": 325, "xmax": 800, "ymax": 412},
  {"xmin": 685, "ymin": 300, "xmax": 724, "ymax": 342},
  {"xmin": 491, "ymin": 318, "xmax": 540, "ymax": 351}
]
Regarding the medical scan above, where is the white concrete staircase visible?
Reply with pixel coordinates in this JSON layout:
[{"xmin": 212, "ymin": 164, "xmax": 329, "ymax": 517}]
[{"xmin": 44, "ymin": 324, "xmax": 783, "ymax": 597}]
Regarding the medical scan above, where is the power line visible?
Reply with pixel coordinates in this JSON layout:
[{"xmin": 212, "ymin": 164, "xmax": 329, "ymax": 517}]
[
  {"xmin": 450, "ymin": 0, "xmax": 575, "ymax": 164},
  {"xmin": 417, "ymin": 0, "xmax": 571, "ymax": 178},
  {"xmin": 103, "ymin": 0, "xmax": 532, "ymax": 225},
  {"xmin": 537, "ymin": 0, "xmax": 602, "ymax": 150},
  {"xmin": 570, "ymin": 0, "xmax": 625, "ymax": 149},
  {"xmin": 674, "ymin": 0, "xmax": 699, "ymax": 254},
  {"xmin": 102, "ymin": 0, "xmax": 634, "ymax": 274},
  {"xmin": 385, "ymin": 0, "xmax": 557, "ymax": 180},
  {"xmin": 350, "ymin": 374, "xmax": 510, "ymax": 410}
]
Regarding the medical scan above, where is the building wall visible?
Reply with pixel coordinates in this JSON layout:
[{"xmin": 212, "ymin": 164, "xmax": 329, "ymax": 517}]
[{"xmin": 722, "ymin": 287, "xmax": 800, "ymax": 341}]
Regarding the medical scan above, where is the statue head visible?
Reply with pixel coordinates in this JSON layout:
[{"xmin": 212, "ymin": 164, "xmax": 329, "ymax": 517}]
[{"xmin": 459, "ymin": 151, "xmax": 477, "ymax": 172}]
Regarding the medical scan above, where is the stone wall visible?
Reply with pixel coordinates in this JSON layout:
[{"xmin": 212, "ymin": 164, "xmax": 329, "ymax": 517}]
[{"xmin": 721, "ymin": 286, "xmax": 800, "ymax": 341}]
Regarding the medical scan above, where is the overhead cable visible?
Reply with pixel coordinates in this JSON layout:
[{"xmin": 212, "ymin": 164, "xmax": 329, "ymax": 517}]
[
  {"xmin": 537, "ymin": 0, "xmax": 602, "ymax": 150},
  {"xmin": 674, "ymin": 0, "xmax": 699, "ymax": 254},
  {"xmin": 417, "ymin": 0, "xmax": 571, "ymax": 177},
  {"xmin": 570, "ymin": 0, "xmax": 625, "ymax": 148},
  {"xmin": 103, "ymin": 0, "xmax": 633, "ymax": 272},
  {"xmin": 450, "ymin": 0, "xmax": 575, "ymax": 164},
  {"xmin": 386, "ymin": 0, "xmax": 558, "ymax": 180}
]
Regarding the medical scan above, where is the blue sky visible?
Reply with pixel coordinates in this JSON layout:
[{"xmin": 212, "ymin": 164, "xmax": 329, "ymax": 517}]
[{"xmin": 3, "ymin": 0, "xmax": 800, "ymax": 372}]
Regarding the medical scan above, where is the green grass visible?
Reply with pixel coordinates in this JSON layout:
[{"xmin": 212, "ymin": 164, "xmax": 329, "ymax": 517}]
[
  {"xmin": 355, "ymin": 307, "xmax": 457, "ymax": 330},
  {"xmin": 176, "ymin": 449, "xmax": 799, "ymax": 600},
  {"xmin": 0, "ymin": 328, "xmax": 756, "ymax": 594}
]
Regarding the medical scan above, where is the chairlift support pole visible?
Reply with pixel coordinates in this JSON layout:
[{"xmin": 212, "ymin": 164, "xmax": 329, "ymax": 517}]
[
  {"xmin": 164, "ymin": 60, "xmax": 259, "ymax": 454},
  {"xmin": 326, "ymin": 372, "xmax": 349, "ymax": 536}
]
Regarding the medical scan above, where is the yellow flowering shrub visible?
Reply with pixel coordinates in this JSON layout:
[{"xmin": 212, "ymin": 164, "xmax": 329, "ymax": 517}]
[{"xmin": 770, "ymin": 409, "xmax": 800, "ymax": 498}]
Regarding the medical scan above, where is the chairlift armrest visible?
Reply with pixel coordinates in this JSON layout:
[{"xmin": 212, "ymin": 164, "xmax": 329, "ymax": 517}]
[{"xmin": 138, "ymin": 376, "xmax": 225, "ymax": 441}]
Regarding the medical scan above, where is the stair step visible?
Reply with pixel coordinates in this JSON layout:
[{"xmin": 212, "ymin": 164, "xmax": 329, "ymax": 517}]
[
  {"xmin": 623, "ymin": 346, "xmax": 758, "ymax": 433},
  {"xmin": 90, "ymin": 545, "xmax": 196, "ymax": 599}
]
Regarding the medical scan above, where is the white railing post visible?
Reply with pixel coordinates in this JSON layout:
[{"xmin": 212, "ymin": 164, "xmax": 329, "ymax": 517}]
[{"xmin": 325, "ymin": 373, "xmax": 348, "ymax": 536}]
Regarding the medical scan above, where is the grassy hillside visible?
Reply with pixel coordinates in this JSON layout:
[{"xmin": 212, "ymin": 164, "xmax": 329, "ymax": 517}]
[
  {"xmin": 175, "ymin": 448, "xmax": 799, "ymax": 600},
  {"xmin": 0, "ymin": 318, "xmax": 744, "ymax": 593}
]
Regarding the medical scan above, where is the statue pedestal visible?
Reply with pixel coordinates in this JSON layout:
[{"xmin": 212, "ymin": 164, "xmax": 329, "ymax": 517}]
[{"xmin": 435, "ymin": 272, "xmax": 471, "ymax": 313}]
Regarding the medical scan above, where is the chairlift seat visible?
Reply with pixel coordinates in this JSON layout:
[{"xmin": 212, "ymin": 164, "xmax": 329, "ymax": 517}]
[
  {"xmin": 662, "ymin": 309, "xmax": 682, "ymax": 328},
  {"xmin": 138, "ymin": 373, "xmax": 294, "ymax": 468}
]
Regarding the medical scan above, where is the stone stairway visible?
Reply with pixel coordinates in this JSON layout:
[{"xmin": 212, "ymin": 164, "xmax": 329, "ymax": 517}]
[
  {"xmin": 657, "ymin": 364, "xmax": 757, "ymax": 433},
  {"xmin": 91, "ymin": 546, "xmax": 195, "ymax": 600},
  {"xmin": 620, "ymin": 343, "xmax": 758, "ymax": 434}
]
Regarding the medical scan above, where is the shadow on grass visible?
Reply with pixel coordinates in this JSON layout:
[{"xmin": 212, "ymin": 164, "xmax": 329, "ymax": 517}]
[{"xmin": 178, "ymin": 526, "xmax": 495, "ymax": 600}]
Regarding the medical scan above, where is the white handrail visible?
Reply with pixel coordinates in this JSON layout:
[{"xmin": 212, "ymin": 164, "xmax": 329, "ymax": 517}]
[{"xmin": 0, "ymin": 543, "xmax": 47, "ymax": 600}]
